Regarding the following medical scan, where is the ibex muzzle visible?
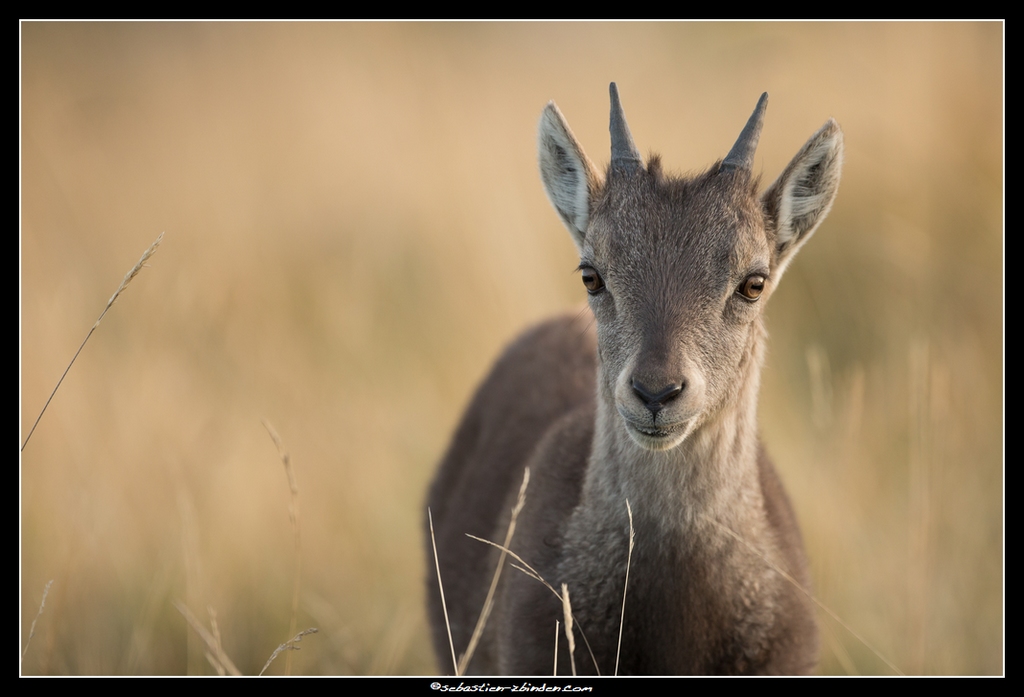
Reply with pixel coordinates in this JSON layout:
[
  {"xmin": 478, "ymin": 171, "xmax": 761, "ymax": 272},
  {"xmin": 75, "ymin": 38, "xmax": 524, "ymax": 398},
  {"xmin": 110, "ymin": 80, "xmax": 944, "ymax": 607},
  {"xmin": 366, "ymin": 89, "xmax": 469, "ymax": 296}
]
[{"xmin": 427, "ymin": 83, "xmax": 843, "ymax": 675}]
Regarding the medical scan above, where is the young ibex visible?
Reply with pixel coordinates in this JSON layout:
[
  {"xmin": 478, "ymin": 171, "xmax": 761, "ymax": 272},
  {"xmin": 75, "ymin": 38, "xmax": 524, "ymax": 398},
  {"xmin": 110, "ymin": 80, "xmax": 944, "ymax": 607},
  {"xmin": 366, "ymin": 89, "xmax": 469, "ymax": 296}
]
[{"xmin": 427, "ymin": 83, "xmax": 843, "ymax": 675}]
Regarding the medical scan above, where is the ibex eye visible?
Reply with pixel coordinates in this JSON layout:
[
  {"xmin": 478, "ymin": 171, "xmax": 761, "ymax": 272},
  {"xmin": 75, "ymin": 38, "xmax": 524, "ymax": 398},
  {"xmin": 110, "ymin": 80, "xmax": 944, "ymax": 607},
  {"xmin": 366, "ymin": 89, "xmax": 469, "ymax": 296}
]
[
  {"xmin": 581, "ymin": 268, "xmax": 605, "ymax": 294},
  {"xmin": 738, "ymin": 275, "xmax": 766, "ymax": 301}
]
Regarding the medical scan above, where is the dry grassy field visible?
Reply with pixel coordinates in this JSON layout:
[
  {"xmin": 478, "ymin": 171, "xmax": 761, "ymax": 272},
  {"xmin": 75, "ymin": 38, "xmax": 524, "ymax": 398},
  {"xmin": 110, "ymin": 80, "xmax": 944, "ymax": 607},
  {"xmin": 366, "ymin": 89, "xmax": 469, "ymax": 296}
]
[{"xmin": 20, "ymin": 22, "xmax": 1002, "ymax": 675}]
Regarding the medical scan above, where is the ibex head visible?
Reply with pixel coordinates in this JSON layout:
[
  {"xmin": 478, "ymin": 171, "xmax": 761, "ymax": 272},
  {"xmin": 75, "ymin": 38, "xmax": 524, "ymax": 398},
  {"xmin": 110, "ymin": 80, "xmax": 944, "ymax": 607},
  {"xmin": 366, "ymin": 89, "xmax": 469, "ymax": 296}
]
[{"xmin": 538, "ymin": 83, "xmax": 843, "ymax": 452}]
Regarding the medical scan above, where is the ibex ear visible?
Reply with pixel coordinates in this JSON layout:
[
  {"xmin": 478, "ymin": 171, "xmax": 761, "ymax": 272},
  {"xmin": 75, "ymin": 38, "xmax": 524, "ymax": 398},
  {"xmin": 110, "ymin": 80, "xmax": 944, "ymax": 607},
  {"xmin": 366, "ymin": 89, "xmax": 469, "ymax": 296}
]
[
  {"xmin": 762, "ymin": 118, "xmax": 843, "ymax": 278},
  {"xmin": 538, "ymin": 102, "xmax": 601, "ymax": 251}
]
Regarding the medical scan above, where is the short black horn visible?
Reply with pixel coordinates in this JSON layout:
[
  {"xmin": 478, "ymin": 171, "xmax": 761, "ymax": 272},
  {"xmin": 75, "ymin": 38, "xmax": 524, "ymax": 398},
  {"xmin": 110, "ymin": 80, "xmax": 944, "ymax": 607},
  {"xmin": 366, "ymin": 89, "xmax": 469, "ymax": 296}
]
[
  {"xmin": 722, "ymin": 92, "xmax": 768, "ymax": 172},
  {"xmin": 610, "ymin": 82, "xmax": 642, "ymax": 172}
]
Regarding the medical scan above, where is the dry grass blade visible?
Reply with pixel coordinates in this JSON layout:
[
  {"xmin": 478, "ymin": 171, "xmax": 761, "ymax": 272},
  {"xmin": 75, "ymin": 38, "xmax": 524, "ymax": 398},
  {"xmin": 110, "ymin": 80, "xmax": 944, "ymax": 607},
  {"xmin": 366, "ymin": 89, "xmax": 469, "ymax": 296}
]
[
  {"xmin": 262, "ymin": 418, "xmax": 302, "ymax": 675},
  {"xmin": 457, "ymin": 467, "xmax": 530, "ymax": 675},
  {"xmin": 22, "ymin": 232, "xmax": 164, "ymax": 452},
  {"xmin": 509, "ymin": 562, "xmax": 549, "ymax": 587},
  {"xmin": 467, "ymin": 534, "xmax": 600, "ymax": 675},
  {"xmin": 206, "ymin": 606, "xmax": 227, "ymax": 675},
  {"xmin": 821, "ymin": 613, "xmax": 859, "ymax": 675},
  {"xmin": 429, "ymin": 508, "xmax": 459, "ymax": 676},
  {"xmin": 467, "ymin": 535, "xmax": 554, "ymax": 596},
  {"xmin": 203, "ymin": 651, "xmax": 227, "ymax": 676},
  {"xmin": 21, "ymin": 579, "xmax": 53, "ymax": 663},
  {"xmin": 561, "ymin": 583, "xmax": 576, "ymax": 676},
  {"xmin": 709, "ymin": 517, "xmax": 905, "ymax": 676},
  {"xmin": 259, "ymin": 628, "xmax": 319, "ymax": 676},
  {"xmin": 553, "ymin": 620, "xmax": 559, "ymax": 676},
  {"xmin": 614, "ymin": 501, "xmax": 634, "ymax": 676},
  {"xmin": 174, "ymin": 600, "xmax": 242, "ymax": 676}
]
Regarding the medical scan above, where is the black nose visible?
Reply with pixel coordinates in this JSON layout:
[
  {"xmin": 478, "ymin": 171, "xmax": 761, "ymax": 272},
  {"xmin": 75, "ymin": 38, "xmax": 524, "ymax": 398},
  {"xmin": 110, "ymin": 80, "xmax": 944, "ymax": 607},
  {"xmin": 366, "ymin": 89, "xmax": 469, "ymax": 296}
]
[{"xmin": 631, "ymin": 378, "xmax": 683, "ymax": 415}]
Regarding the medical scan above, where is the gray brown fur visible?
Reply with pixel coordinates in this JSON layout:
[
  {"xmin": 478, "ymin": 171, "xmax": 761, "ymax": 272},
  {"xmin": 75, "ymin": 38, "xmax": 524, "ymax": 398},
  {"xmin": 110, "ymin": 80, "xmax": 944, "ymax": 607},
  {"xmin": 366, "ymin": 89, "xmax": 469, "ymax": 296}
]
[{"xmin": 427, "ymin": 84, "xmax": 843, "ymax": 675}]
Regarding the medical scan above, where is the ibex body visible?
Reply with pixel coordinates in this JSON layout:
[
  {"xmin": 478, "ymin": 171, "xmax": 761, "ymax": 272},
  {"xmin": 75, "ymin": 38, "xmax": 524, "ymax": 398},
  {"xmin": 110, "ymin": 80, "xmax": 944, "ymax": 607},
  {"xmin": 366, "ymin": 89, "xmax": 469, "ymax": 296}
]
[{"xmin": 427, "ymin": 84, "xmax": 843, "ymax": 675}]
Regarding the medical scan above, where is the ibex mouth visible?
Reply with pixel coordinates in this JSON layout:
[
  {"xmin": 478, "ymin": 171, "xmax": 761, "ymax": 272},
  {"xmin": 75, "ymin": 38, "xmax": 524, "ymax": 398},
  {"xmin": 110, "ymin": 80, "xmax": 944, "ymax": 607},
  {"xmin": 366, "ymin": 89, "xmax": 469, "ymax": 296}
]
[
  {"xmin": 623, "ymin": 419, "xmax": 689, "ymax": 452},
  {"xmin": 633, "ymin": 424, "xmax": 670, "ymax": 437}
]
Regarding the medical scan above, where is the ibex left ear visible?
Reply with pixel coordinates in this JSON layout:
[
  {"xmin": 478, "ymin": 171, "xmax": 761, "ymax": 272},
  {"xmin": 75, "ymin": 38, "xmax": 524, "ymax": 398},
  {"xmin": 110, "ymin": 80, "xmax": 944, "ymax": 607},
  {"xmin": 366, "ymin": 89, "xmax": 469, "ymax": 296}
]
[{"xmin": 762, "ymin": 119, "xmax": 844, "ymax": 278}]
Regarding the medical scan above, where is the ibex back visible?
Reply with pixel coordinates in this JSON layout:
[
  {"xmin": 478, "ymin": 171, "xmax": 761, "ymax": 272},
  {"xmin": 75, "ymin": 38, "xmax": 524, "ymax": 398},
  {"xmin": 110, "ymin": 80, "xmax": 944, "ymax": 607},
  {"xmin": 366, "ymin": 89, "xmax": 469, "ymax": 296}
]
[{"xmin": 427, "ymin": 84, "xmax": 843, "ymax": 675}]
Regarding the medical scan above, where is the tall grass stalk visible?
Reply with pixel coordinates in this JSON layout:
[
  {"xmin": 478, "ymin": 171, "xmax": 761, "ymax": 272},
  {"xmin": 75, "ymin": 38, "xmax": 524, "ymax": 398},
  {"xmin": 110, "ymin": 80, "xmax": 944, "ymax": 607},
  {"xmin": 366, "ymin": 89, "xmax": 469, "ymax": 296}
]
[
  {"xmin": 21, "ymin": 579, "xmax": 53, "ymax": 663},
  {"xmin": 560, "ymin": 584, "xmax": 576, "ymax": 676},
  {"xmin": 467, "ymin": 535, "xmax": 600, "ymax": 675},
  {"xmin": 174, "ymin": 600, "xmax": 242, "ymax": 676},
  {"xmin": 21, "ymin": 232, "xmax": 163, "ymax": 452},
  {"xmin": 553, "ymin": 620, "xmax": 559, "ymax": 676},
  {"xmin": 614, "ymin": 501, "xmax": 634, "ymax": 676},
  {"xmin": 709, "ymin": 516, "xmax": 905, "ymax": 676},
  {"xmin": 457, "ymin": 467, "xmax": 530, "ymax": 675},
  {"xmin": 259, "ymin": 628, "xmax": 319, "ymax": 676},
  {"xmin": 262, "ymin": 418, "xmax": 302, "ymax": 675},
  {"xmin": 428, "ymin": 508, "xmax": 458, "ymax": 675}
]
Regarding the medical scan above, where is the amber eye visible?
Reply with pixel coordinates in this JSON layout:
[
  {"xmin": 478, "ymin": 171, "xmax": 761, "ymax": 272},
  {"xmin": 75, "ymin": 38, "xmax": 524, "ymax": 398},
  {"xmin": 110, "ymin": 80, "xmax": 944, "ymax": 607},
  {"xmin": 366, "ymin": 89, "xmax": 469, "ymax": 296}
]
[
  {"xmin": 737, "ymin": 274, "xmax": 766, "ymax": 301},
  {"xmin": 581, "ymin": 268, "xmax": 605, "ymax": 294}
]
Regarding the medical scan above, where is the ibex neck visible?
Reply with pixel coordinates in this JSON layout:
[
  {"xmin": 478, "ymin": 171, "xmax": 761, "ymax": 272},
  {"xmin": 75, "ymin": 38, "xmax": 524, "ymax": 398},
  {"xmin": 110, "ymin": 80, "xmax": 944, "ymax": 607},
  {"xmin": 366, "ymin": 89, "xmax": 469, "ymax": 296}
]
[{"xmin": 587, "ymin": 350, "xmax": 765, "ymax": 534}]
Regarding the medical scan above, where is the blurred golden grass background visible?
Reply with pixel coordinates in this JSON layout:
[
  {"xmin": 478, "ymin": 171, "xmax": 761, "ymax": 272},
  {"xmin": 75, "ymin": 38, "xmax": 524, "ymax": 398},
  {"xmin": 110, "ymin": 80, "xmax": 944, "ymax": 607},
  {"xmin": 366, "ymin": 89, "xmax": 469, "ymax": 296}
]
[{"xmin": 20, "ymin": 22, "xmax": 1002, "ymax": 675}]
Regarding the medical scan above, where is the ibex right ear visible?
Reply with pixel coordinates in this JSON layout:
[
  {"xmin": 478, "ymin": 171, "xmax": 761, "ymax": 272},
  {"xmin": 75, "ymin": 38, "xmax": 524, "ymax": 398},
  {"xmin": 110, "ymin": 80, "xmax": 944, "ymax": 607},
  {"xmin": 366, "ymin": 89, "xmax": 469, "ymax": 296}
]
[{"xmin": 538, "ymin": 102, "xmax": 601, "ymax": 251}]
